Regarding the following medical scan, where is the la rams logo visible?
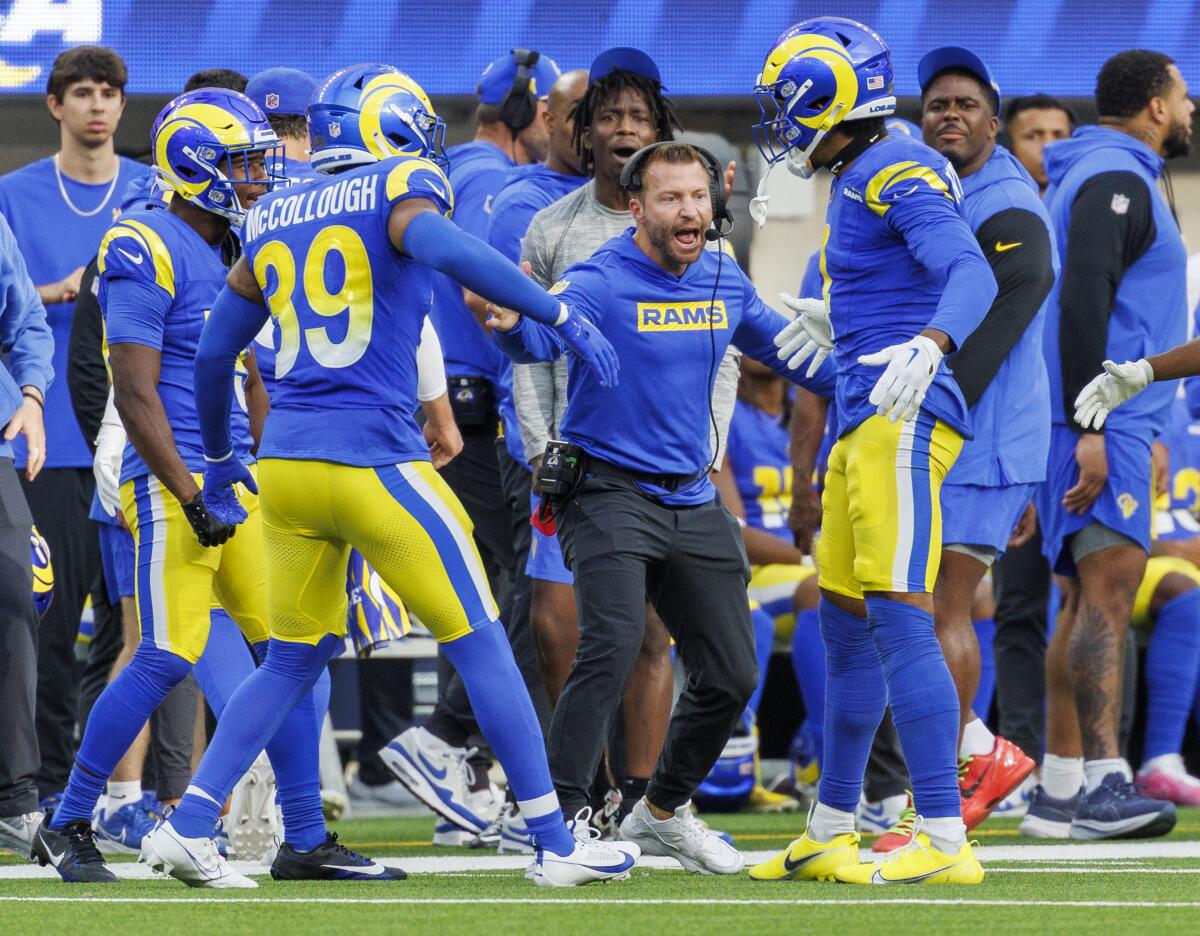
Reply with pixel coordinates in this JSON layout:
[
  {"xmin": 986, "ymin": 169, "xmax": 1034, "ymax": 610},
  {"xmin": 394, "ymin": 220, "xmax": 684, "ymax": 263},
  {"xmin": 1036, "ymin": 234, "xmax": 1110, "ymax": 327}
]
[
  {"xmin": 637, "ymin": 300, "xmax": 728, "ymax": 332},
  {"xmin": 265, "ymin": 92, "xmax": 280, "ymax": 110},
  {"xmin": 1117, "ymin": 492, "xmax": 1139, "ymax": 519}
]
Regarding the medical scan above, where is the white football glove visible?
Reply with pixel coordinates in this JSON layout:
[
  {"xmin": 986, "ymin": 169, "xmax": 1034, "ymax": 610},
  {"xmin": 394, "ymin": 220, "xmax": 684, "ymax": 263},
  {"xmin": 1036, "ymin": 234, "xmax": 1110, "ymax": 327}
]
[
  {"xmin": 93, "ymin": 390, "xmax": 126, "ymax": 517},
  {"xmin": 774, "ymin": 294, "xmax": 833, "ymax": 378},
  {"xmin": 1073, "ymin": 358, "xmax": 1154, "ymax": 430},
  {"xmin": 857, "ymin": 334, "xmax": 944, "ymax": 423}
]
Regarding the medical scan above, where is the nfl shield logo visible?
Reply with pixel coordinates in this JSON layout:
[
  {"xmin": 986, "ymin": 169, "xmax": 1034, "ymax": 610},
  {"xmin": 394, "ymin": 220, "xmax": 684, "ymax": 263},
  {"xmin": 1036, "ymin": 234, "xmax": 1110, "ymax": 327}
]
[
  {"xmin": 1111, "ymin": 193, "xmax": 1130, "ymax": 215},
  {"xmin": 329, "ymin": 122, "xmax": 341, "ymax": 138},
  {"xmin": 265, "ymin": 92, "xmax": 280, "ymax": 110}
]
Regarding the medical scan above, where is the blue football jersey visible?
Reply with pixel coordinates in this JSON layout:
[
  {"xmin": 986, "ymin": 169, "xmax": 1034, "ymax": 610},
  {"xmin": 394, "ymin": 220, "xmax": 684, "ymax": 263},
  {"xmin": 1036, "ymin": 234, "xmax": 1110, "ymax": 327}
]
[
  {"xmin": 1154, "ymin": 397, "xmax": 1200, "ymax": 542},
  {"xmin": 727, "ymin": 398, "xmax": 792, "ymax": 539},
  {"xmin": 98, "ymin": 208, "xmax": 253, "ymax": 482},
  {"xmin": 240, "ymin": 155, "xmax": 454, "ymax": 465}
]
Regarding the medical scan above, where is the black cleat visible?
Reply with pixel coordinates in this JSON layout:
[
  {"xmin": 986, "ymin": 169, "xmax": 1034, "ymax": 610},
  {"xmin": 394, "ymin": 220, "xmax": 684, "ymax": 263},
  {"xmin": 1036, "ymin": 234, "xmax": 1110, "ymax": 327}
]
[
  {"xmin": 269, "ymin": 832, "xmax": 407, "ymax": 881},
  {"xmin": 32, "ymin": 819, "xmax": 118, "ymax": 883}
]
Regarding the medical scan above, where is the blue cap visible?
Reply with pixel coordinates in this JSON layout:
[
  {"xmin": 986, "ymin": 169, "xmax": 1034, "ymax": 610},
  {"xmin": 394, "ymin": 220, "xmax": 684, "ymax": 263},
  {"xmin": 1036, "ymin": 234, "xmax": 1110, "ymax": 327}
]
[
  {"xmin": 476, "ymin": 51, "xmax": 562, "ymax": 104},
  {"xmin": 588, "ymin": 46, "xmax": 660, "ymax": 85},
  {"xmin": 918, "ymin": 46, "xmax": 1000, "ymax": 110},
  {"xmin": 245, "ymin": 67, "xmax": 317, "ymax": 117},
  {"xmin": 884, "ymin": 117, "xmax": 921, "ymax": 138}
]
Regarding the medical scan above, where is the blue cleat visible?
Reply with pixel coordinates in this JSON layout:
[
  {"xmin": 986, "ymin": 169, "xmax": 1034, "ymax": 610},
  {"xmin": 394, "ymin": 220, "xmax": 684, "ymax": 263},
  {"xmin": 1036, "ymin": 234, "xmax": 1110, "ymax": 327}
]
[
  {"xmin": 1069, "ymin": 773, "xmax": 1177, "ymax": 840},
  {"xmin": 94, "ymin": 801, "xmax": 159, "ymax": 855},
  {"xmin": 1018, "ymin": 785, "xmax": 1081, "ymax": 839},
  {"xmin": 32, "ymin": 819, "xmax": 117, "ymax": 883},
  {"xmin": 270, "ymin": 833, "xmax": 406, "ymax": 880}
]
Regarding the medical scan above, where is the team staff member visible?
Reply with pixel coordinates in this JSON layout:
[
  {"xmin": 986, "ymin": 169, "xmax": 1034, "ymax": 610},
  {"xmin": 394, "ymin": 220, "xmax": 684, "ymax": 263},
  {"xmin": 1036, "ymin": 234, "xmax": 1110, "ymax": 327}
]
[
  {"xmin": 749, "ymin": 17, "xmax": 996, "ymax": 885},
  {"xmin": 913, "ymin": 47, "xmax": 1053, "ymax": 833},
  {"xmin": 1034, "ymin": 50, "xmax": 1191, "ymax": 841},
  {"xmin": 1004, "ymin": 95, "xmax": 1076, "ymax": 195},
  {"xmin": 0, "ymin": 213, "xmax": 53, "ymax": 858},
  {"xmin": 0, "ymin": 46, "xmax": 149, "ymax": 802},
  {"xmin": 489, "ymin": 142, "xmax": 833, "ymax": 875}
]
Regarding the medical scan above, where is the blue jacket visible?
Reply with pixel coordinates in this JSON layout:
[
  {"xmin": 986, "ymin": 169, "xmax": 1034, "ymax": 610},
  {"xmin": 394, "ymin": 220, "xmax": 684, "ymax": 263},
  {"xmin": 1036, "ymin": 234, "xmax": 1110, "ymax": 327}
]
[
  {"xmin": 948, "ymin": 145, "xmax": 1056, "ymax": 487},
  {"xmin": 1042, "ymin": 126, "xmax": 1187, "ymax": 437}
]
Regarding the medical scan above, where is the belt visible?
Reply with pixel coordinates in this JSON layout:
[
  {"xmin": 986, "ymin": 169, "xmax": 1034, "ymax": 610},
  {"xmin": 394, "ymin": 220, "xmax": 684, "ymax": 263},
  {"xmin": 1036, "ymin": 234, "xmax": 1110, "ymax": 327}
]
[{"xmin": 587, "ymin": 457, "xmax": 704, "ymax": 494}]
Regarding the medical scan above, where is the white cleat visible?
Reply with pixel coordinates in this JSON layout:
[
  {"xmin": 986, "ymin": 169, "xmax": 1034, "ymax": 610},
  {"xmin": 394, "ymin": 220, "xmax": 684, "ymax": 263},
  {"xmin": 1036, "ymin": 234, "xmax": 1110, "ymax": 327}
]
[
  {"xmin": 140, "ymin": 822, "xmax": 257, "ymax": 888},
  {"xmin": 533, "ymin": 826, "xmax": 638, "ymax": 887},
  {"xmin": 618, "ymin": 798, "xmax": 743, "ymax": 875},
  {"xmin": 379, "ymin": 727, "xmax": 488, "ymax": 832},
  {"xmin": 228, "ymin": 752, "xmax": 279, "ymax": 863}
]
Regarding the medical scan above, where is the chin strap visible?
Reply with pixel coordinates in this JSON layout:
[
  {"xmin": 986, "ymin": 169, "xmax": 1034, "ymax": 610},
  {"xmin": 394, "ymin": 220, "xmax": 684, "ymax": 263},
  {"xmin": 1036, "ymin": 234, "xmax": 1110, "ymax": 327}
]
[{"xmin": 824, "ymin": 128, "xmax": 887, "ymax": 175}]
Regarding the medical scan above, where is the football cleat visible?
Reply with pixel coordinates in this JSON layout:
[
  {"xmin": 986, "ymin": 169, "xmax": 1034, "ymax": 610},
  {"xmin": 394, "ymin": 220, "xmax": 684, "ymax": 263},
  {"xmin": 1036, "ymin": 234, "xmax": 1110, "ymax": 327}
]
[
  {"xmin": 0, "ymin": 810, "xmax": 42, "ymax": 857},
  {"xmin": 93, "ymin": 801, "xmax": 158, "ymax": 856},
  {"xmin": 1019, "ymin": 785, "xmax": 1081, "ymax": 839},
  {"xmin": 433, "ymin": 821, "xmax": 472, "ymax": 846},
  {"xmin": 959, "ymin": 736, "xmax": 1036, "ymax": 830},
  {"xmin": 321, "ymin": 788, "xmax": 348, "ymax": 822},
  {"xmin": 618, "ymin": 799, "xmax": 743, "ymax": 875},
  {"xmin": 33, "ymin": 819, "xmax": 118, "ymax": 883},
  {"xmin": 140, "ymin": 822, "xmax": 257, "ymax": 888},
  {"xmin": 872, "ymin": 799, "xmax": 916, "ymax": 853},
  {"xmin": 1069, "ymin": 773, "xmax": 1177, "ymax": 840},
  {"xmin": 228, "ymin": 752, "xmax": 280, "ymax": 863},
  {"xmin": 991, "ymin": 773, "xmax": 1037, "ymax": 817},
  {"xmin": 1135, "ymin": 756, "xmax": 1200, "ymax": 807},
  {"xmin": 747, "ymin": 783, "xmax": 801, "ymax": 813},
  {"xmin": 748, "ymin": 828, "xmax": 860, "ymax": 881},
  {"xmin": 835, "ymin": 832, "xmax": 984, "ymax": 885},
  {"xmin": 379, "ymin": 728, "xmax": 489, "ymax": 832},
  {"xmin": 533, "ymin": 825, "xmax": 638, "ymax": 887},
  {"xmin": 270, "ymin": 832, "xmax": 406, "ymax": 881}
]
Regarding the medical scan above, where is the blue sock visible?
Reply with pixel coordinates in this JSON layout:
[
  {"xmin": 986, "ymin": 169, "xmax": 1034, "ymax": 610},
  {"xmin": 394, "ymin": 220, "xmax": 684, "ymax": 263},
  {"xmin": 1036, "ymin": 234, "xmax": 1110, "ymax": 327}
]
[
  {"xmin": 746, "ymin": 605, "xmax": 775, "ymax": 715},
  {"xmin": 866, "ymin": 597, "xmax": 960, "ymax": 819},
  {"xmin": 790, "ymin": 608, "xmax": 826, "ymax": 765},
  {"xmin": 1143, "ymin": 589, "xmax": 1200, "ymax": 761},
  {"xmin": 168, "ymin": 635, "xmax": 339, "ymax": 841},
  {"xmin": 51, "ymin": 643, "xmax": 190, "ymax": 828},
  {"xmin": 251, "ymin": 641, "xmax": 327, "ymax": 852},
  {"xmin": 192, "ymin": 609, "xmax": 256, "ymax": 718},
  {"xmin": 441, "ymin": 620, "xmax": 573, "ymax": 856},
  {"xmin": 817, "ymin": 598, "xmax": 887, "ymax": 813},
  {"xmin": 972, "ymin": 617, "xmax": 996, "ymax": 719}
]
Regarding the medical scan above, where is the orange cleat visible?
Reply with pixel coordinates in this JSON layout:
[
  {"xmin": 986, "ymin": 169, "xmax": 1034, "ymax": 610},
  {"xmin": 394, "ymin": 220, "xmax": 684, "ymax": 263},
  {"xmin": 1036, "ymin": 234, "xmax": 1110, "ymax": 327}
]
[
  {"xmin": 959, "ymin": 736, "xmax": 1035, "ymax": 831},
  {"xmin": 871, "ymin": 794, "xmax": 915, "ymax": 853}
]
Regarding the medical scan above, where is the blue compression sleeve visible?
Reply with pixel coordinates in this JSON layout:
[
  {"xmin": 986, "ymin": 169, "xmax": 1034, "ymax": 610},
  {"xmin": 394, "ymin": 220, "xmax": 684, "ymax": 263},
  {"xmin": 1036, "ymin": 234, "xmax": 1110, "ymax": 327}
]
[
  {"xmin": 194, "ymin": 284, "xmax": 270, "ymax": 458},
  {"xmin": 1143, "ymin": 590, "xmax": 1200, "ymax": 760},
  {"xmin": 402, "ymin": 210, "xmax": 564, "ymax": 326}
]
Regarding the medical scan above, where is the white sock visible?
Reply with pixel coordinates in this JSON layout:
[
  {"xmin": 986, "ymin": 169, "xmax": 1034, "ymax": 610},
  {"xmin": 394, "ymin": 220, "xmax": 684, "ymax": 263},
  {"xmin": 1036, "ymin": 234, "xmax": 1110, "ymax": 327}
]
[
  {"xmin": 101, "ymin": 780, "xmax": 141, "ymax": 814},
  {"xmin": 1041, "ymin": 754, "xmax": 1084, "ymax": 799},
  {"xmin": 808, "ymin": 802, "xmax": 855, "ymax": 841},
  {"xmin": 1139, "ymin": 753, "xmax": 1185, "ymax": 775},
  {"xmin": 958, "ymin": 718, "xmax": 996, "ymax": 760},
  {"xmin": 922, "ymin": 816, "xmax": 967, "ymax": 854},
  {"xmin": 1084, "ymin": 757, "xmax": 1131, "ymax": 793}
]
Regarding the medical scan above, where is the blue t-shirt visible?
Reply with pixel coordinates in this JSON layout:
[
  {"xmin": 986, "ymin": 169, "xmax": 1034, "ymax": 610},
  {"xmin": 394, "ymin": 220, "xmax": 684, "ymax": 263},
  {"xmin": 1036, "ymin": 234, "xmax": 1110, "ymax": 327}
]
[
  {"xmin": 240, "ymin": 155, "xmax": 454, "ymax": 465},
  {"xmin": 487, "ymin": 162, "xmax": 588, "ymax": 465},
  {"xmin": 727, "ymin": 398, "xmax": 792, "ymax": 539},
  {"xmin": 495, "ymin": 229, "xmax": 836, "ymax": 505},
  {"xmin": 0, "ymin": 156, "xmax": 149, "ymax": 468},
  {"xmin": 428, "ymin": 141, "xmax": 515, "ymax": 384},
  {"xmin": 821, "ymin": 135, "xmax": 995, "ymax": 437},
  {"xmin": 98, "ymin": 208, "xmax": 252, "ymax": 482}
]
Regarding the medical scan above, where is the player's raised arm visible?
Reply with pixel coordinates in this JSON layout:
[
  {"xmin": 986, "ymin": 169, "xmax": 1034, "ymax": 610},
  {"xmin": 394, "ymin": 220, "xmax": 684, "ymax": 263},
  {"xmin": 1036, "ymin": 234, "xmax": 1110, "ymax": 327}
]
[{"xmin": 1074, "ymin": 340, "xmax": 1200, "ymax": 430}]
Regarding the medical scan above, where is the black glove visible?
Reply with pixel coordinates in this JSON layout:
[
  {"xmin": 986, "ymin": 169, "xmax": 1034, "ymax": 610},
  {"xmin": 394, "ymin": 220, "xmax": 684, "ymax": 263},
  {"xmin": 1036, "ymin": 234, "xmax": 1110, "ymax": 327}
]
[{"xmin": 182, "ymin": 491, "xmax": 236, "ymax": 547}]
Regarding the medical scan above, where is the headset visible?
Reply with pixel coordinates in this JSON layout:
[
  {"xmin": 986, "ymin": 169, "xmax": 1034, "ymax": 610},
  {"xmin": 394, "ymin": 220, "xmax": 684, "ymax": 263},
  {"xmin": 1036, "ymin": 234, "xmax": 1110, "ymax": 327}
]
[
  {"xmin": 619, "ymin": 141, "xmax": 733, "ymax": 241},
  {"xmin": 499, "ymin": 49, "xmax": 541, "ymax": 133}
]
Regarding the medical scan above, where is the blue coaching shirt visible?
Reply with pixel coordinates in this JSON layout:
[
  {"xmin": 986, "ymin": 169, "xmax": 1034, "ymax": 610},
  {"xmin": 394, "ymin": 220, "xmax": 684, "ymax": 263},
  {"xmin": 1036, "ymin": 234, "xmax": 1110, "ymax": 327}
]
[
  {"xmin": 487, "ymin": 162, "xmax": 588, "ymax": 465},
  {"xmin": 428, "ymin": 141, "xmax": 514, "ymax": 385},
  {"xmin": 495, "ymin": 229, "xmax": 835, "ymax": 506},
  {"xmin": 0, "ymin": 156, "xmax": 149, "ymax": 468},
  {"xmin": 0, "ymin": 213, "xmax": 54, "ymax": 460}
]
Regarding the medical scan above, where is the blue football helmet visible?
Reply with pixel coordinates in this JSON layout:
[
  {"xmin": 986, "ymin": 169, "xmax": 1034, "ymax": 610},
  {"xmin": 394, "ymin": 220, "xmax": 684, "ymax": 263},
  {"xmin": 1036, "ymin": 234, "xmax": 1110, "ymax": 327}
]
[
  {"xmin": 152, "ymin": 88, "xmax": 284, "ymax": 223},
  {"xmin": 308, "ymin": 64, "xmax": 447, "ymax": 175},
  {"xmin": 753, "ymin": 16, "xmax": 896, "ymax": 178},
  {"xmin": 694, "ymin": 722, "xmax": 758, "ymax": 812},
  {"xmin": 31, "ymin": 525, "xmax": 53, "ymax": 617}
]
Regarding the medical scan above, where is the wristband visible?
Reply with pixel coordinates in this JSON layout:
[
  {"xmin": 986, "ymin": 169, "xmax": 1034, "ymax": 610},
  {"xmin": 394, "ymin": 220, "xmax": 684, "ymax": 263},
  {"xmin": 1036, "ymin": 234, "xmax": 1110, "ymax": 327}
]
[{"xmin": 22, "ymin": 391, "xmax": 43, "ymax": 408}]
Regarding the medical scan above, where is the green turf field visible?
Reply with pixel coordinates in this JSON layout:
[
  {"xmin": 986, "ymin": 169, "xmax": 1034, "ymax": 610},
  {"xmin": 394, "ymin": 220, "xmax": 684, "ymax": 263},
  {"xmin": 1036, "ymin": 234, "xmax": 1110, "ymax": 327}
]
[{"xmin": 2, "ymin": 809, "xmax": 1199, "ymax": 935}]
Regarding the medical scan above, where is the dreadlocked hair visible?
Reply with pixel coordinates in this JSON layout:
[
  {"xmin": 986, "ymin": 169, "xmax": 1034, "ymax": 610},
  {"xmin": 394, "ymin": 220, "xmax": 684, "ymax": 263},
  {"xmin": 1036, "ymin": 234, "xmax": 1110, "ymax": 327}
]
[{"xmin": 570, "ymin": 69, "xmax": 681, "ymax": 175}]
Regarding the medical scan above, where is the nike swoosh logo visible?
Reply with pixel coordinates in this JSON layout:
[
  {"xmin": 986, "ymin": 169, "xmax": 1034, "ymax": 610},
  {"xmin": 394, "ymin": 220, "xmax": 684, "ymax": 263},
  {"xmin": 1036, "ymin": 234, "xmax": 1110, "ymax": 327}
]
[
  {"xmin": 323, "ymin": 861, "xmax": 386, "ymax": 876},
  {"xmin": 994, "ymin": 241, "xmax": 1022, "ymax": 252},
  {"xmin": 416, "ymin": 750, "xmax": 449, "ymax": 781},
  {"xmin": 116, "ymin": 247, "xmax": 144, "ymax": 264},
  {"xmin": 783, "ymin": 847, "xmax": 836, "ymax": 873},
  {"xmin": 871, "ymin": 863, "xmax": 957, "ymax": 883},
  {"xmin": 961, "ymin": 762, "xmax": 992, "ymax": 799},
  {"xmin": 45, "ymin": 844, "xmax": 66, "ymax": 865},
  {"xmin": 861, "ymin": 806, "xmax": 886, "ymax": 820}
]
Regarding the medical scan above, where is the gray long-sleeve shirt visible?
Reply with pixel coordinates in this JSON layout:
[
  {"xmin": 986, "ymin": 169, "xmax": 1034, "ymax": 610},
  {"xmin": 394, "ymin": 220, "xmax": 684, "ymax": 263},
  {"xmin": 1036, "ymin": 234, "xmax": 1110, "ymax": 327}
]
[{"xmin": 515, "ymin": 180, "xmax": 739, "ymax": 467}]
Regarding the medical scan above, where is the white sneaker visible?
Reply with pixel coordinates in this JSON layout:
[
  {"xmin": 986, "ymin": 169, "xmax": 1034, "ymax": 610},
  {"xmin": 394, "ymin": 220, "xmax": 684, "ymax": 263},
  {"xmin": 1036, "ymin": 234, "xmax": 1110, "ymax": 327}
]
[
  {"xmin": 0, "ymin": 810, "xmax": 43, "ymax": 857},
  {"xmin": 140, "ymin": 822, "xmax": 257, "ymax": 888},
  {"xmin": 228, "ymin": 752, "xmax": 279, "ymax": 863},
  {"xmin": 498, "ymin": 803, "xmax": 535, "ymax": 855},
  {"xmin": 379, "ymin": 728, "xmax": 487, "ymax": 832},
  {"xmin": 533, "ymin": 823, "xmax": 638, "ymax": 887},
  {"xmin": 618, "ymin": 799, "xmax": 743, "ymax": 875},
  {"xmin": 433, "ymin": 821, "xmax": 471, "ymax": 846}
]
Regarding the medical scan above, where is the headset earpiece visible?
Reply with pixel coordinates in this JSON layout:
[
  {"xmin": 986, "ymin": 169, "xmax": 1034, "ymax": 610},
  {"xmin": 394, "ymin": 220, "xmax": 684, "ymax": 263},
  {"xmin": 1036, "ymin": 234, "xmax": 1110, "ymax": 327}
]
[{"xmin": 499, "ymin": 49, "xmax": 540, "ymax": 134}]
